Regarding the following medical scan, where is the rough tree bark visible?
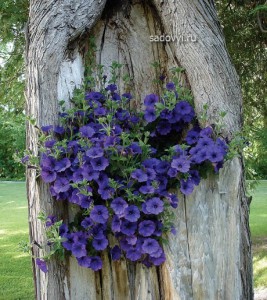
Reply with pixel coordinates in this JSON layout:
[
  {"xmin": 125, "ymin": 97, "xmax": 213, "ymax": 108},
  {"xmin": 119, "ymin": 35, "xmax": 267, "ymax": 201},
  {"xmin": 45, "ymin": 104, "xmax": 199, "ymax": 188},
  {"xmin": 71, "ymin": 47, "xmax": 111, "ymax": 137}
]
[{"xmin": 26, "ymin": 0, "xmax": 252, "ymax": 299}]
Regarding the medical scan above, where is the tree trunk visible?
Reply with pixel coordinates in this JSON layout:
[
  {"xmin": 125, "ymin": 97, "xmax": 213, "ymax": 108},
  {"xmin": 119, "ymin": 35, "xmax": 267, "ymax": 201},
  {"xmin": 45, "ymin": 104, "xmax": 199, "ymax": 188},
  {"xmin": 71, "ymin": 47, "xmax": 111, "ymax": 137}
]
[{"xmin": 26, "ymin": 0, "xmax": 252, "ymax": 299}]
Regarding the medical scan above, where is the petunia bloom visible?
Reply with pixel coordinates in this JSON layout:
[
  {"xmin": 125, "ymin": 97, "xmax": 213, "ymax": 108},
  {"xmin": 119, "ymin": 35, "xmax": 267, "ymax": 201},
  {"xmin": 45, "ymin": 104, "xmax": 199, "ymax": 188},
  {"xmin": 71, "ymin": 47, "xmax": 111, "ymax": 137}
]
[
  {"xmin": 36, "ymin": 258, "xmax": 48, "ymax": 273},
  {"xmin": 145, "ymin": 198, "xmax": 164, "ymax": 215},
  {"xmin": 139, "ymin": 220, "xmax": 156, "ymax": 237},
  {"xmin": 90, "ymin": 205, "xmax": 109, "ymax": 224},
  {"xmin": 124, "ymin": 205, "xmax": 140, "ymax": 222}
]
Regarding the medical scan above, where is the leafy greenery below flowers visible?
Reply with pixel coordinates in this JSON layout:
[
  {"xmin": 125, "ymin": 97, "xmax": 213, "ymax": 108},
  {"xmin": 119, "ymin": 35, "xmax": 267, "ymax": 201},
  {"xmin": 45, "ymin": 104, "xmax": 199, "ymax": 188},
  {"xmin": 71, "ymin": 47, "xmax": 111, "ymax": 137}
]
[{"xmin": 25, "ymin": 65, "xmax": 230, "ymax": 272}]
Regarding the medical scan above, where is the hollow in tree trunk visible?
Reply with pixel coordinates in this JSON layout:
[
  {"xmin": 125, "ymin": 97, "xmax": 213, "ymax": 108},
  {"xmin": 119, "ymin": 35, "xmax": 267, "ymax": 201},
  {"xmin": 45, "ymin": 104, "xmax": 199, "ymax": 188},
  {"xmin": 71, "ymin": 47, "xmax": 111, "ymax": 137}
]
[{"xmin": 26, "ymin": 1, "xmax": 252, "ymax": 299}]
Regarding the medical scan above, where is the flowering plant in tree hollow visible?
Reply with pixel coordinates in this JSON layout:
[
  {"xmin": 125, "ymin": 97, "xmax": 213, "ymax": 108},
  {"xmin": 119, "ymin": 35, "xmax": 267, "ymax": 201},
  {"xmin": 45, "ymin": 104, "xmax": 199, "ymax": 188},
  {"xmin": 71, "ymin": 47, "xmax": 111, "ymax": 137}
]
[{"xmin": 37, "ymin": 70, "xmax": 228, "ymax": 272}]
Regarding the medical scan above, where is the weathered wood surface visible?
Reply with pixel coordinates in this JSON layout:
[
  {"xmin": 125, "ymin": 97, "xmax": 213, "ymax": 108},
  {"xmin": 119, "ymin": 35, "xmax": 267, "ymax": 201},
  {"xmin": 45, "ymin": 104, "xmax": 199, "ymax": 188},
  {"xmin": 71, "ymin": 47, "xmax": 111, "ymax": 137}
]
[{"xmin": 26, "ymin": 0, "xmax": 252, "ymax": 299}]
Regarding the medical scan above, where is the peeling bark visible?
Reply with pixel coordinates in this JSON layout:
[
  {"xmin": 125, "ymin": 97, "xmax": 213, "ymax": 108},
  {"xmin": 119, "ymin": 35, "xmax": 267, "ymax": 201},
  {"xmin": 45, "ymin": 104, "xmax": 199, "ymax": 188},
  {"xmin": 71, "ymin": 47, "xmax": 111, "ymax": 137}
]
[{"xmin": 26, "ymin": 0, "xmax": 252, "ymax": 299}]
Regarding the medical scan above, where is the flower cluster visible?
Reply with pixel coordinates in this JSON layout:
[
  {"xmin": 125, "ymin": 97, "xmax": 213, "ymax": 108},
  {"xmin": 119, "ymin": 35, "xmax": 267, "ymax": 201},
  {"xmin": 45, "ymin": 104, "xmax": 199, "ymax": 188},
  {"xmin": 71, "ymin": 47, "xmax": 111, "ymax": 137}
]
[{"xmin": 37, "ymin": 78, "xmax": 228, "ymax": 272}]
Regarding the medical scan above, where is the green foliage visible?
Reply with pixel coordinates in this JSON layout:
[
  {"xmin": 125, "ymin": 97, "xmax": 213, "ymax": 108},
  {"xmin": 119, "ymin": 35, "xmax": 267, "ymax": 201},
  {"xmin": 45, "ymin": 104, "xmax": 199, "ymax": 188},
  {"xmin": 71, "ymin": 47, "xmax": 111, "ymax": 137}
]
[
  {"xmin": 250, "ymin": 4, "xmax": 267, "ymax": 14},
  {"xmin": 0, "ymin": 0, "xmax": 29, "ymax": 113},
  {"xmin": 0, "ymin": 111, "xmax": 25, "ymax": 179},
  {"xmin": 216, "ymin": 1, "xmax": 267, "ymax": 178}
]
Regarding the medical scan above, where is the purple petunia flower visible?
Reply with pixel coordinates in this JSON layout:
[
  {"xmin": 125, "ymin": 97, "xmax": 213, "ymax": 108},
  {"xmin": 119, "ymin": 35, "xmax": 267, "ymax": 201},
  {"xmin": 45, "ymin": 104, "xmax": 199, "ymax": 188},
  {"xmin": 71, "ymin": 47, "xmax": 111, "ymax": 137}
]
[
  {"xmin": 62, "ymin": 233, "xmax": 75, "ymax": 250},
  {"xmin": 126, "ymin": 248, "xmax": 142, "ymax": 261},
  {"xmin": 149, "ymin": 246, "xmax": 163, "ymax": 259},
  {"xmin": 85, "ymin": 91, "xmax": 104, "ymax": 102},
  {"xmin": 45, "ymin": 215, "xmax": 57, "ymax": 227},
  {"xmin": 207, "ymin": 147, "xmax": 224, "ymax": 163},
  {"xmin": 94, "ymin": 107, "xmax": 107, "ymax": 116},
  {"xmin": 115, "ymin": 108, "xmax": 130, "ymax": 121},
  {"xmin": 214, "ymin": 161, "xmax": 224, "ymax": 173},
  {"xmin": 200, "ymin": 126, "xmax": 213, "ymax": 137},
  {"xmin": 96, "ymin": 172, "xmax": 109, "ymax": 187},
  {"xmin": 149, "ymin": 251, "xmax": 166, "ymax": 266},
  {"xmin": 144, "ymin": 107, "xmax": 157, "ymax": 123},
  {"xmin": 53, "ymin": 177, "xmax": 70, "ymax": 193},
  {"xmin": 160, "ymin": 108, "xmax": 172, "ymax": 120},
  {"xmin": 193, "ymin": 149, "xmax": 208, "ymax": 163},
  {"xmin": 131, "ymin": 169, "xmax": 148, "ymax": 182},
  {"xmin": 120, "ymin": 238, "xmax": 132, "ymax": 251},
  {"xmin": 139, "ymin": 220, "xmax": 156, "ymax": 237},
  {"xmin": 112, "ymin": 93, "xmax": 121, "ymax": 101},
  {"xmin": 81, "ymin": 217, "xmax": 93, "ymax": 229},
  {"xmin": 167, "ymin": 167, "xmax": 178, "ymax": 178},
  {"xmin": 139, "ymin": 184, "xmax": 155, "ymax": 194},
  {"xmin": 111, "ymin": 197, "xmax": 128, "ymax": 216},
  {"xmin": 86, "ymin": 147, "xmax": 104, "ymax": 159},
  {"xmin": 36, "ymin": 258, "xmax": 48, "ymax": 273},
  {"xmin": 189, "ymin": 170, "xmax": 201, "ymax": 186},
  {"xmin": 111, "ymin": 246, "xmax": 121, "ymax": 261},
  {"xmin": 72, "ymin": 242, "xmax": 87, "ymax": 258},
  {"xmin": 40, "ymin": 155, "xmax": 56, "ymax": 169},
  {"xmin": 155, "ymin": 161, "xmax": 169, "ymax": 175},
  {"xmin": 180, "ymin": 179, "xmax": 194, "ymax": 195},
  {"xmin": 145, "ymin": 198, "xmax": 164, "ymax": 215},
  {"xmin": 41, "ymin": 168, "xmax": 57, "ymax": 183},
  {"xmin": 90, "ymin": 157, "xmax": 109, "ymax": 171},
  {"xmin": 92, "ymin": 237, "xmax": 108, "ymax": 251},
  {"xmin": 171, "ymin": 156, "xmax": 190, "ymax": 173},
  {"xmin": 98, "ymin": 184, "xmax": 114, "ymax": 200},
  {"xmin": 175, "ymin": 101, "xmax": 192, "ymax": 115},
  {"xmin": 189, "ymin": 146, "xmax": 200, "ymax": 156},
  {"xmin": 216, "ymin": 138, "xmax": 228, "ymax": 155},
  {"xmin": 197, "ymin": 137, "xmax": 213, "ymax": 148},
  {"xmin": 153, "ymin": 221, "xmax": 163, "ymax": 237},
  {"xmin": 126, "ymin": 235, "xmax": 137, "ymax": 245},
  {"xmin": 145, "ymin": 168, "xmax": 156, "ymax": 180},
  {"xmin": 45, "ymin": 139, "xmax": 56, "ymax": 148},
  {"xmin": 90, "ymin": 205, "xmax": 109, "ymax": 224},
  {"xmin": 77, "ymin": 256, "xmax": 91, "ymax": 268},
  {"xmin": 128, "ymin": 142, "xmax": 142, "ymax": 155},
  {"xmin": 142, "ymin": 158, "xmax": 160, "ymax": 170},
  {"xmin": 41, "ymin": 125, "xmax": 53, "ymax": 133},
  {"xmin": 80, "ymin": 125, "xmax": 95, "ymax": 138},
  {"xmin": 54, "ymin": 126, "xmax": 65, "ymax": 135},
  {"xmin": 55, "ymin": 158, "xmax": 71, "ymax": 172},
  {"xmin": 80, "ymin": 196, "xmax": 92, "ymax": 209},
  {"xmin": 166, "ymin": 82, "xmax": 175, "ymax": 91},
  {"xmin": 72, "ymin": 169, "xmax": 84, "ymax": 183},
  {"xmin": 121, "ymin": 220, "xmax": 137, "ymax": 236},
  {"xmin": 73, "ymin": 231, "xmax": 88, "ymax": 245},
  {"xmin": 89, "ymin": 256, "xmax": 102, "ymax": 271},
  {"xmin": 168, "ymin": 193, "xmax": 179, "ymax": 209},
  {"xmin": 92, "ymin": 227, "xmax": 106, "ymax": 240},
  {"xmin": 122, "ymin": 92, "xmax": 133, "ymax": 101},
  {"xmin": 144, "ymin": 94, "xmax": 159, "ymax": 107},
  {"xmin": 141, "ymin": 238, "xmax": 160, "ymax": 255},
  {"xmin": 124, "ymin": 205, "xmax": 140, "ymax": 222},
  {"xmin": 106, "ymin": 84, "xmax": 117, "ymax": 92},
  {"xmin": 81, "ymin": 165, "xmax": 99, "ymax": 181},
  {"xmin": 157, "ymin": 121, "xmax": 172, "ymax": 135},
  {"xmin": 111, "ymin": 215, "xmax": 121, "ymax": 232},
  {"xmin": 186, "ymin": 129, "xmax": 199, "ymax": 145},
  {"xmin": 59, "ymin": 223, "xmax": 68, "ymax": 236}
]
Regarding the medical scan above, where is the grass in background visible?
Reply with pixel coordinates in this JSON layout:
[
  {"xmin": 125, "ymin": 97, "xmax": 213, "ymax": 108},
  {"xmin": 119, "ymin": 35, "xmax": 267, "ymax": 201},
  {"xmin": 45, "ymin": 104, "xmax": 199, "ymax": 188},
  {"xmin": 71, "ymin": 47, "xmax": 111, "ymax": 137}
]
[
  {"xmin": 249, "ymin": 181, "xmax": 267, "ymax": 289},
  {"xmin": 0, "ymin": 181, "xmax": 266, "ymax": 297},
  {"xmin": 0, "ymin": 182, "xmax": 34, "ymax": 300}
]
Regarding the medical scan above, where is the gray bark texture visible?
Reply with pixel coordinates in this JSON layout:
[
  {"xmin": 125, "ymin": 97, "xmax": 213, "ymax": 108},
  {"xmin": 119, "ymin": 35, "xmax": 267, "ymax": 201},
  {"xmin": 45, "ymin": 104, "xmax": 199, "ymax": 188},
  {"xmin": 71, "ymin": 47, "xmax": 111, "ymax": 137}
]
[{"xmin": 26, "ymin": 0, "xmax": 252, "ymax": 299}]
